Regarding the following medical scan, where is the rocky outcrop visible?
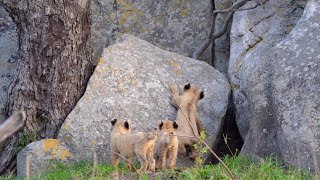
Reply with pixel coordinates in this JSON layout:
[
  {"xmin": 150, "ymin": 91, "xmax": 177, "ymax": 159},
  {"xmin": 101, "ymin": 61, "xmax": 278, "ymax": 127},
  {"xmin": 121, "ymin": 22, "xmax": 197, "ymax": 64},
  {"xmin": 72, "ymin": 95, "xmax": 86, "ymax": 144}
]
[
  {"xmin": 17, "ymin": 35, "xmax": 230, "ymax": 176},
  {"xmin": 17, "ymin": 139, "xmax": 72, "ymax": 177},
  {"xmin": 0, "ymin": 5, "xmax": 18, "ymax": 122},
  {"xmin": 229, "ymin": 0, "xmax": 319, "ymax": 171},
  {"xmin": 91, "ymin": 0, "xmax": 212, "ymax": 63},
  {"xmin": 1, "ymin": 0, "xmax": 215, "ymax": 124},
  {"xmin": 1, "ymin": 1, "xmax": 216, "ymax": 123},
  {"xmin": 229, "ymin": 0, "xmax": 306, "ymax": 139},
  {"xmin": 58, "ymin": 34, "xmax": 230, "ymax": 163},
  {"xmin": 0, "ymin": 0, "xmax": 218, "ymax": 124}
]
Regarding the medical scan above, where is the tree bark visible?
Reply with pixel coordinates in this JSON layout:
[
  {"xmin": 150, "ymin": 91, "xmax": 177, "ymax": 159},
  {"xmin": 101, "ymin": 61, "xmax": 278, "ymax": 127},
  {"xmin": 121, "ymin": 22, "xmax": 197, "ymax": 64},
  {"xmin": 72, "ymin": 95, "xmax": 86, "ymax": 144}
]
[{"xmin": 0, "ymin": 0, "xmax": 94, "ymax": 174}]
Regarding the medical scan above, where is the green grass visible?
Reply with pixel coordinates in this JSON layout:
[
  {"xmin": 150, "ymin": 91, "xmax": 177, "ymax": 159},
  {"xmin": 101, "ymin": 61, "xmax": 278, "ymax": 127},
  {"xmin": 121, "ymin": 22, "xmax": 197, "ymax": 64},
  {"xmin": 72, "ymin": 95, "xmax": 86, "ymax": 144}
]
[
  {"xmin": 158, "ymin": 156, "xmax": 315, "ymax": 180},
  {"xmin": 39, "ymin": 161, "xmax": 138, "ymax": 180},
  {"xmin": 1, "ymin": 155, "xmax": 316, "ymax": 180}
]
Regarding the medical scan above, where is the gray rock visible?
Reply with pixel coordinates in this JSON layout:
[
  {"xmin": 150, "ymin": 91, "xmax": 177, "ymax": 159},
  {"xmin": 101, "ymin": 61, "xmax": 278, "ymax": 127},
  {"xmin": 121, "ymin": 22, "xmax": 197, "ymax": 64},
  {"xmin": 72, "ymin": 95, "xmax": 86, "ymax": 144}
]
[
  {"xmin": 229, "ymin": 0, "xmax": 306, "ymax": 139},
  {"xmin": 0, "ymin": 5, "xmax": 18, "ymax": 122},
  {"xmin": 91, "ymin": 0, "xmax": 212, "ymax": 63},
  {"xmin": 17, "ymin": 139, "xmax": 72, "ymax": 177},
  {"xmin": 213, "ymin": 0, "xmax": 233, "ymax": 75},
  {"xmin": 229, "ymin": 0, "xmax": 319, "ymax": 171},
  {"xmin": 57, "ymin": 34, "xmax": 230, "ymax": 165}
]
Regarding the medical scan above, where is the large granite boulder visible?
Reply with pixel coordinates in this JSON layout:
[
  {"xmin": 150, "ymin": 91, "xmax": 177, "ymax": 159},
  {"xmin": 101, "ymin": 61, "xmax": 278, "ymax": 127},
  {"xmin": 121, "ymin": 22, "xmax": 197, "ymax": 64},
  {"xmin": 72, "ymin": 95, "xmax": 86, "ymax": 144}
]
[
  {"xmin": 91, "ymin": 0, "xmax": 212, "ymax": 63},
  {"xmin": 57, "ymin": 34, "xmax": 230, "ymax": 164},
  {"xmin": 229, "ymin": 0, "xmax": 319, "ymax": 171},
  {"xmin": 229, "ymin": 0, "xmax": 306, "ymax": 139},
  {"xmin": 0, "ymin": 5, "xmax": 18, "ymax": 122}
]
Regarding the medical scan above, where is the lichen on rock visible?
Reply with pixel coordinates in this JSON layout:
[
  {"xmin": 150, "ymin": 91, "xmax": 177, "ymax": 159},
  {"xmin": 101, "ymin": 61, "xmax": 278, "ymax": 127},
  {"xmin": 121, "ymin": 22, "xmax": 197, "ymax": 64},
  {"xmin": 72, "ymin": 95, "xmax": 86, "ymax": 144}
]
[{"xmin": 17, "ymin": 139, "xmax": 72, "ymax": 177}]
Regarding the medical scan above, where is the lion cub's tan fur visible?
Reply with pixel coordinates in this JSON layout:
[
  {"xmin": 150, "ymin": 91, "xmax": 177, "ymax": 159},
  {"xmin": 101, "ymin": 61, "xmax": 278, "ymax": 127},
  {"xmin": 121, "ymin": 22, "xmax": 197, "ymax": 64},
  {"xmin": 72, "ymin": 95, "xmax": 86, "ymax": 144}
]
[
  {"xmin": 155, "ymin": 120, "xmax": 179, "ymax": 170},
  {"xmin": 110, "ymin": 119, "xmax": 157, "ymax": 172},
  {"xmin": 170, "ymin": 83, "xmax": 205, "ymax": 157}
]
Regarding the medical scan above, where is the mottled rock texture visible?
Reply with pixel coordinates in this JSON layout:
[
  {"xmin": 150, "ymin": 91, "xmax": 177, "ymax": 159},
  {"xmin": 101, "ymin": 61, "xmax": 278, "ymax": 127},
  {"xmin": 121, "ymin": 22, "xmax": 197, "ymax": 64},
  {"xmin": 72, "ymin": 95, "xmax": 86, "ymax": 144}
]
[
  {"xmin": 229, "ymin": 0, "xmax": 319, "ymax": 171},
  {"xmin": 229, "ymin": 0, "xmax": 306, "ymax": 139},
  {"xmin": 0, "ymin": 5, "xmax": 18, "ymax": 122},
  {"xmin": 213, "ymin": 0, "xmax": 233, "ymax": 75},
  {"xmin": 91, "ymin": 0, "xmax": 212, "ymax": 63},
  {"xmin": 17, "ymin": 139, "xmax": 72, "ymax": 177},
  {"xmin": 57, "ymin": 34, "xmax": 230, "ymax": 164}
]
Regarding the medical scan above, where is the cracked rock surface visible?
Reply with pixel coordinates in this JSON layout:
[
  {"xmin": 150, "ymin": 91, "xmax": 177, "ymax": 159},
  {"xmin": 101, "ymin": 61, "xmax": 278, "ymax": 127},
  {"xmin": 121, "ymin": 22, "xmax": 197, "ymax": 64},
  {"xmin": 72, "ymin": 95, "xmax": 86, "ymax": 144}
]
[
  {"xmin": 213, "ymin": 0, "xmax": 234, "ymax": 75},
  {"xmin": 91, "ymin": 0, "xmax": 212, "ymax": 63},
  {"xmin": 0, "ymin": 5, "xmax": 18, "ymax": 122},
  {"xmin": 229, "ymin": 0, "xmax": 319, "ymax": 171},
  {"xmin": 229, "ymin": 0, "xmax": 306, "ymax": 140}
]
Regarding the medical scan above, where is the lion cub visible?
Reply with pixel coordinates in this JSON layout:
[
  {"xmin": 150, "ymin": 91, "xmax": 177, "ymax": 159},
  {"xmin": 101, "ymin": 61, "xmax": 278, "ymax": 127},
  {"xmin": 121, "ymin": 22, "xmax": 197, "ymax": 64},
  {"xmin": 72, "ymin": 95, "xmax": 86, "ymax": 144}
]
[
  {"xmin": 155, "ymin": 120, "xmax": 179, "ymax": 170},
  {"xmin": 110, "ymin": 119, "xmax": 157, "ymax": 172},
  {"xmin": 170, "ymin": 83, "xmax": 205, "ymax": 158}
]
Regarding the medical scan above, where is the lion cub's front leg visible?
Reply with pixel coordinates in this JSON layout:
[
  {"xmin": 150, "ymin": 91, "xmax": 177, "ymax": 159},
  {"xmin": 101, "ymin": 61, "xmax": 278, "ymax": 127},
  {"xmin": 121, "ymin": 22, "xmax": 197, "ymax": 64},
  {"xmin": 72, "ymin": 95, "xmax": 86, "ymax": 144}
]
[
  {"xmin": 170, "ymin": 84, "xmax": 181, "ymax": 108},
  {"xmin": 147, "ymin": 144, "xmax": 156, "ymax": 172},
  {"xmin": 111, "ymin": 153, "xmax": 120, "ymax": 167},
  {"xmin": 137, "ymin": 152, "xmax": 149, "ymax": 173},
  {"xmin": 168, "ymin": 139, "xmax": 178, "ymax": 169},
  {"xmin": 126, "ymin": 157, "xmax": 132, "ymax": 170},
  {"xmin": 160, "ymin": 145, "xmax": 168, "ymax": 170}
]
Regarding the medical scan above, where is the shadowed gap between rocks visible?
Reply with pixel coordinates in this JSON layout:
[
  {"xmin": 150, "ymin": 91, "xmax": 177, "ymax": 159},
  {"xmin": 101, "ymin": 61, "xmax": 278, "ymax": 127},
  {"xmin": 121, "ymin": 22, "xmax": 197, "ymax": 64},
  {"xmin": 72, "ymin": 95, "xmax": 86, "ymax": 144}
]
[
  {"xmin": 206, "ymin": 93, "xmax": 244, "ymax": 164},
  {"xmin": 205, "ymin": 0, "xmax": 241, "ymax": 163}
]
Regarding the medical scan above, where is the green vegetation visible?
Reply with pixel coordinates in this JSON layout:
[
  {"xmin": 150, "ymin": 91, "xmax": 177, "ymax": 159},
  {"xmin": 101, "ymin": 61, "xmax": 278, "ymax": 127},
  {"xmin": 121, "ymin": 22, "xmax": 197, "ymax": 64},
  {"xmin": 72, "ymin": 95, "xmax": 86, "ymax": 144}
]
[
  {"xmin": 193, "ymin": 130, "xmax": 209, "ymax": 167},
  {"xmin": 17, "ymin": 131, "xmax": 37, "ymax": 152},
  {"xmin": 159, "ymin": 156, "xmax": 315, "ymax": 180},
  {"xmin": 41, "ymin": 161, "xmax": 114, "ymax": 180},
  {"xmin": 1, "ymin": 156, "xmax": 315, "ymax": 180}
]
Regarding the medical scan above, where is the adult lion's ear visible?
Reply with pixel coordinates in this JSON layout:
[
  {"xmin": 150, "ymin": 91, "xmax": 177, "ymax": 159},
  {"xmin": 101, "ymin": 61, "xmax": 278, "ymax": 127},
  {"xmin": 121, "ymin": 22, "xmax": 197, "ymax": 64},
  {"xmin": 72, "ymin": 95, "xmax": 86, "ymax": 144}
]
[
  {"xmin": 184, "ymin": 83, "xmax": 191, "ymax": 91},
  {"xmin": 173, "ymin": 121, "xmax": 178, "ymax": 129},
  {"xmin": 159, "ymin": 121, "xmax": 164, "ymax": 130},
  {"xmin": 111, "ymin": 119, "xmax": 117, "ymax": 126},
  {"xmin": 199, "ymin": 91, "xmax": 204, "ymax": 100},
  {"xmin": 124, "ymin": 121, "xmax": 130, "ymax": 130}
]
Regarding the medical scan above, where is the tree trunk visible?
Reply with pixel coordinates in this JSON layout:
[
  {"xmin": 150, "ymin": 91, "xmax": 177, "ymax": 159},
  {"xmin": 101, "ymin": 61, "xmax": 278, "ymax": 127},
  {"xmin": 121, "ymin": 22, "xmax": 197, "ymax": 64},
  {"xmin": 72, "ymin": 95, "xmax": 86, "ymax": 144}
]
[{"xmin": 0, "ymin": 0, "xmax": 94, "ymax": 174}]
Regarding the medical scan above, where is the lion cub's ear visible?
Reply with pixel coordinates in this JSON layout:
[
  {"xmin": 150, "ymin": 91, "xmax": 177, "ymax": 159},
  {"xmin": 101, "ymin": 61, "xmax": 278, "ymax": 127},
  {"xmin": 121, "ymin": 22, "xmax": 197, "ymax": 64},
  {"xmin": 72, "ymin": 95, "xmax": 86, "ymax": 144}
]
[
  {"xmin": 111, "ymin": 119, "xmax": 117, "ymax": 126},
  {"xmin": 173, "ymin": 121, "xmax": 178, "ymax": 129},
  {"xmin": 124, "ymin": 121, "xmax": 130, "ymax": 130},
  {"xmin": 200, "ymin": 91, "xmax": 204, "ymax": 100},
  {"xmin": 159, "ymin": 121, "xmax": 164, "ymax": 130},
  {"xmin": 184, "ymin": 83, "xmax": 191, "ymax": 91}
]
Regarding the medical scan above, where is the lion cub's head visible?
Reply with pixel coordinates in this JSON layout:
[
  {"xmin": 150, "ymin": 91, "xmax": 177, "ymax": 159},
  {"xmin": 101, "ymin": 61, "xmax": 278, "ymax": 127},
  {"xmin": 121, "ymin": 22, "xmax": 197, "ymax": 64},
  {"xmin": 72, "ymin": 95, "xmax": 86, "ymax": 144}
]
[
  {"xmin": 182, "ymin": 83, "xmax": 204, "ymax": 104},
  {"xmin": 158, "ymin": 120, "xmax": 179, "ymax": 134},
  {"xmin": 111, "ymin": 119, "xmax": 131, "ymax": 134}
]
